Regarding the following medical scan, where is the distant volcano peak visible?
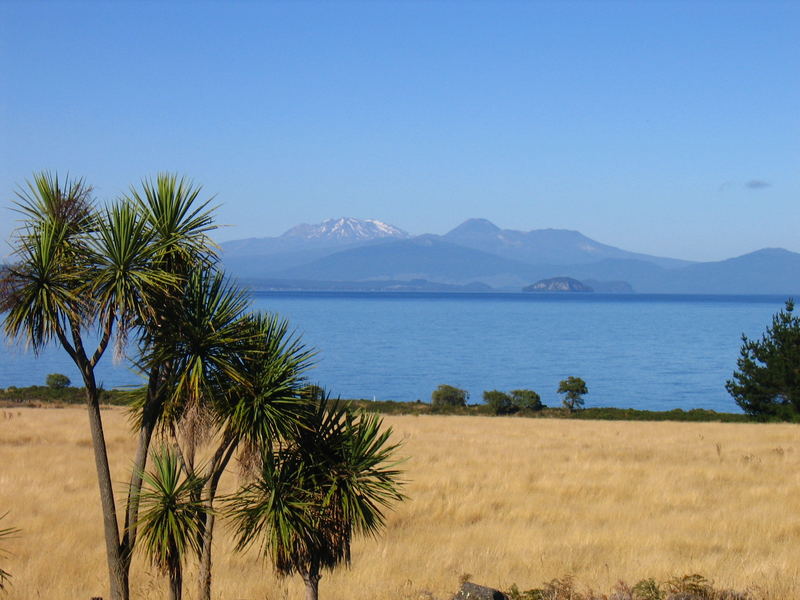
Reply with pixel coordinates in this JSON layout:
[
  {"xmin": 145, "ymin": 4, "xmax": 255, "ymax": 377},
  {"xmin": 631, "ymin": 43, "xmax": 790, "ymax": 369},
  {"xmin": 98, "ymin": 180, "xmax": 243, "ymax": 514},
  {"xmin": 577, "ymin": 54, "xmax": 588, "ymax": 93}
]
[
  {"xmin": 282, "ymin": 217, "xmax": 409, "ymax": 242},
  {"xmin": 446, "ymin": 218, "xmax": 502, "ymax": 237}
]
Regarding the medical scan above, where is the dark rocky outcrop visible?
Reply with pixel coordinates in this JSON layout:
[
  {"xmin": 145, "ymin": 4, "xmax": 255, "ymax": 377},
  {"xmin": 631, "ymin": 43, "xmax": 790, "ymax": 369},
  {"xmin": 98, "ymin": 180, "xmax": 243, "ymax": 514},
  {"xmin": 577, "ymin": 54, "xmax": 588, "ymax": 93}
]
[
  {"xmin": 453, "ymin": 582, "xmax": 508, "ymax": 600},
  {"xmin": 523, "ymin": 276, "xmax": 593, "ymax": 292}
]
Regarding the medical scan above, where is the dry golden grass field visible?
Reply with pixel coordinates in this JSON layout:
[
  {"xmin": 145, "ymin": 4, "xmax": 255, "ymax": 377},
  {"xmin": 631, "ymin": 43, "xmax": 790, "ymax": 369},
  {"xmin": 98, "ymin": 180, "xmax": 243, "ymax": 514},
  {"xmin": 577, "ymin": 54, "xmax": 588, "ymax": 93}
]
[{"xmin": 1, "ymin": 407, "xmax": 799, "ymax": 599}]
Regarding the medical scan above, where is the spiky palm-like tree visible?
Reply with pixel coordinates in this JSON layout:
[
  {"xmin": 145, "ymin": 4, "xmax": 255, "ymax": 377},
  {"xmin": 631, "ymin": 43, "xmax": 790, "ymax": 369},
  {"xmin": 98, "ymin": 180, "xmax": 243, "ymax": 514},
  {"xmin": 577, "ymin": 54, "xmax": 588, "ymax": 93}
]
[
  {"xmin": 122, "ymin": 185, "xmax": 313, "ymax": 600},
  {"xmin": 0, "ymin": 513, "xmax": 19, "ymax": 591},
  {"xmin": 229, "ymin": 398, "xmax": 405, "ymax": 600},
  {"xmin": 141, "ymin": 300, "xmax": 315, "ymax": 600},
  {"xmin": 121, "ymin": 175, "xmax": 219, "ymax": 565},
  {"xmin": 1, "ymin": 173, "xmax": 174, "ymax": 600},
  {"xmin": 2, "ymin": 171, "xmax": 316, "ymax": 599},
  {"xmin": 135, "ymin": 448, "xmax": 207, "ymax": 600},
  {"xmin": 0, "ymin": 172, "xmax": 218, "ymax": 600}
]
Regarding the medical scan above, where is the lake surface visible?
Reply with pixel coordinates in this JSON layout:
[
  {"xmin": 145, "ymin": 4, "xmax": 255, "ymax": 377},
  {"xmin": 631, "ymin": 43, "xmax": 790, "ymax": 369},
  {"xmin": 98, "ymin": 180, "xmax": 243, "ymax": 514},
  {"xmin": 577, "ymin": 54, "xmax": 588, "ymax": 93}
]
[{"xmin": 0, "ymin": 292, "xmax": 790, "ymax": 412}]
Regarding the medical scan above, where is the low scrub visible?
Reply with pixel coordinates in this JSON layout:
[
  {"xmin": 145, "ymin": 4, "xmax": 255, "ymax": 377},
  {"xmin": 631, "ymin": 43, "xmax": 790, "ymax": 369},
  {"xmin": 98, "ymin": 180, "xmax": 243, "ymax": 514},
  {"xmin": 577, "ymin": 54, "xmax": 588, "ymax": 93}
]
[
  {"xmin": 0, "ymin": 385, "xmax": 132, "ymax": 406},
  {"xmin": 507, "ymin": 574, "xmax": 754, "ymax": 600},
  {"xmin": 343, "ymin": 399, "xmax": 749, "ymax": 422},
  {"xmin": 1, "ymin": 390, "xmax": 752, "ymax": 422}
]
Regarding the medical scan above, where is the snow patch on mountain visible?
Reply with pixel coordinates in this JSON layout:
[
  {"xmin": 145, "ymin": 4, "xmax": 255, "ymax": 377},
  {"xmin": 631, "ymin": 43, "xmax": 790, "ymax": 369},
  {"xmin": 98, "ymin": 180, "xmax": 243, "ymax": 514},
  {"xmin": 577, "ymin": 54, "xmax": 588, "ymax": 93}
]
[{"xmin": 282, "ymin": 217, "xmax": 409, "ymax": 241}]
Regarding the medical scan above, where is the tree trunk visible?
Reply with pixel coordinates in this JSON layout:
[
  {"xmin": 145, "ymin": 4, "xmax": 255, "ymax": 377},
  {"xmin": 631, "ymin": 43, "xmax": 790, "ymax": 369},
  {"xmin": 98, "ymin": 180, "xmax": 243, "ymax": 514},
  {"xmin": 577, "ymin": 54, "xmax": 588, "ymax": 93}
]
[
  {"xmin": 120, "ymin": 408, "xmax": 158, "ymax": 572},
  {"xmin": 56, "ymin": 318, "xmax": 128, "ymax": 600},
  {"xmin": 84, "ymin": 375, "xmax": 129, "ymax": 600},
  {"xmin": 197, "ymin": 511, "xmax": 215, "ymax": 600},
  {"xmin": 169, "ymin": 564, "xmax": 182, "ymax": 600},
  {"xmin": 121, "ymin": 371, "xmax": 163, "ymax": 571},
  {"xmin": 302, "ymin": 571, "xmax": 321, "ymax": 600},
  {"xmin": 197, "ymin": 434, "xmax": 236, "ymax": 600}
]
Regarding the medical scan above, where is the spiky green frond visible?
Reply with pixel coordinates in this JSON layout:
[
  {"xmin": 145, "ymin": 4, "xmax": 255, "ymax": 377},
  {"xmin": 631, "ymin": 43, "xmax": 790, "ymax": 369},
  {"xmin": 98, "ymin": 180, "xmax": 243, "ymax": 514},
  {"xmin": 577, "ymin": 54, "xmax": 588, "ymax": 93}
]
[
  {"xmin": 228, "ymin": 397, "xmax": 405, "ymax": 578},
  {"xmin": 334, "ymin": 409, "xmax": 406, "ymax": 538},
  {"xmin": 127, "ymin": 173, "xmax": 218, "ymax": 273},
  {"xmin": 7, "ymin": 173, "xmax": 97, "ymax": 339},
  {"xmin": 134, "ymin": 448, "xmax": 208, "ymax": 576},
  {"xmin": 137, "ymin": 268, "xmax": 253, "ymax": 425},
  {"xmin": 0, "ymin": 513, "xmax": 20, "ymax": 590},
  {"xmin": 221, "ymin": 312, "xmax": 316, "ymax": 446},
  {"xmin": 227, "ymin": 450, "xmax": 319, "ymax": 575},
  {"xmin": 12, "ymin": 171, "xmax": 96, "ymax": 237},
  {"xmin": 1, "ymin": 211, "xmax": 89, "ymax": 353},
  {"xmin": 91, "ymin": 201, "xmax": 180, "ymax": 348}
]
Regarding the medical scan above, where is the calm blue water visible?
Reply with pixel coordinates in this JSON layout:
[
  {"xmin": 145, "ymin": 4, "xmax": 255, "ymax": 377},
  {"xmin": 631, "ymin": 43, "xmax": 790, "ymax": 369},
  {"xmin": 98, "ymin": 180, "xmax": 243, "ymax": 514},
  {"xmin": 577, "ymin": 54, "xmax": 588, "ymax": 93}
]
[{"xmin": 0, "ymin": 292, "xmax": 790, "ymax": 412}]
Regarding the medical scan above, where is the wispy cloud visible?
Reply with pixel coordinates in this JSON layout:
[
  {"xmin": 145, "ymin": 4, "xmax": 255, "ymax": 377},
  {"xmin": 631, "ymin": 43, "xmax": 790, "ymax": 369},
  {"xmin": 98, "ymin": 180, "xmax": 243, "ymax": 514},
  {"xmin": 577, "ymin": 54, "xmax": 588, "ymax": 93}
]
[{"xmin": 745, "ymin": 180, "xmax": 771, "ymax": 190}]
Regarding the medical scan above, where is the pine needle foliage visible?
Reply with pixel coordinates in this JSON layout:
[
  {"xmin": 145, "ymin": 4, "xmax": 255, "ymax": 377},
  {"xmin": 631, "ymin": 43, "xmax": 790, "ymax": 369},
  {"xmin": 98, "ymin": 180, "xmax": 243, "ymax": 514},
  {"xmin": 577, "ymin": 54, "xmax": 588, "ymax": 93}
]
[{"xmin": 726, "ymin": 300, "xmax": 800, "ymax": 420}]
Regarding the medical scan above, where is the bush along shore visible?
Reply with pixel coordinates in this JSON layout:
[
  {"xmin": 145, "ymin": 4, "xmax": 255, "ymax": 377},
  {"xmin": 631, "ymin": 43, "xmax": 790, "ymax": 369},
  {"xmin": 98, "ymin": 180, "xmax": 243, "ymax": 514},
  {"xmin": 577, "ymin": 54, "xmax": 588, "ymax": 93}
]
[
  {"xmin": 345, "ymin": 399, "xmax": 753, "ymax": 422},
  {"xmin": 0, "ymin": 385, "xmax": 132, "ymax": 406},
  {"xmin": 0, "ymin": 385, "xmax": 757, "ymax": 422}
]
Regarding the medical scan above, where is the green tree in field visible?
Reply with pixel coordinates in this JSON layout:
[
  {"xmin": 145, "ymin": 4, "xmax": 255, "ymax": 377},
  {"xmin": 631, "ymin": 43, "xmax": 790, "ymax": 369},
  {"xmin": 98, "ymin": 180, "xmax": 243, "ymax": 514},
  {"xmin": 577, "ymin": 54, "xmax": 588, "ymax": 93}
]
[
  {"xmin": 229, "ymin": 397, "xmax": 405, "ymax": 600},
  {"xmin": 46, "ymin": 373, "xmax": 71, "ymax": 389},
  {"xmin": 483, "ymin": 390, "xmax": 516, "ymax": 415},
  {"xmin": 431, "ymin": 384, "xmax": 468, "ymax": 408},
  {"xmin": 510, "ymin": 389, "xmax": 543, "ymax": 411},
  {"xmin": 135, "ymin": 448, "xmax": 207, "ymax": 600},
  {"xmin": 726, "ymin": 300, "xmax": 800, "ymax": 420},
  {"xmin": 557, "ymin": 377, "xmax": 588, "ymax": 412}
]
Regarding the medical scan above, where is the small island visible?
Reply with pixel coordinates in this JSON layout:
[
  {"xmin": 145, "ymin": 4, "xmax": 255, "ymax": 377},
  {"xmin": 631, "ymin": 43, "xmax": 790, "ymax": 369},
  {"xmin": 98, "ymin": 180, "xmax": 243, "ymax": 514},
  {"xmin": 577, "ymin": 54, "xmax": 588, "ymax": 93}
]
[{"xmin": 523, "ymin": 277, "xmax": 593, "ymax": 292}]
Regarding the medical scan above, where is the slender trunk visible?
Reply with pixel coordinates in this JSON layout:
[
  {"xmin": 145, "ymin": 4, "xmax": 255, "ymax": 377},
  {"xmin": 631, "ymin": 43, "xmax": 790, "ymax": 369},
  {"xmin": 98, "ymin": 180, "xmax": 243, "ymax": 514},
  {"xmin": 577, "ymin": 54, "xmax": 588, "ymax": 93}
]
[
  {"xmin": 84, "ymin": 372, "xmax": 128, "ymax": 600},
  {"xmin": 197, "ymin": 433, "xmax": 237, "ymax": 600},
  {"xmin": 57, "ymin": 316, "xmax": 128, "ymax": 600},
  {"xmin": 197, "ymin": 511, "xmax": 215, "ymax": 600},
  {"xmin": 302, "ymin": 569, "xmax": 320, "ymax": 600},
  {"xmin": 169, "ymin": 564, "xmax": 182, "ymax": 600},
  {"xmin": 121, "ymin": 369, "xmax": 163, "ymax": 571}
]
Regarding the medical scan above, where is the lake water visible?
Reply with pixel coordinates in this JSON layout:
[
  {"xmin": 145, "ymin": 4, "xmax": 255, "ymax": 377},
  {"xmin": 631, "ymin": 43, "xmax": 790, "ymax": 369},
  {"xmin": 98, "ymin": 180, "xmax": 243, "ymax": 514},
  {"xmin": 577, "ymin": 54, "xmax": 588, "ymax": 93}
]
[{"xmin": 0, "ymin": 292, "xmax": 790, "ymax": 412}]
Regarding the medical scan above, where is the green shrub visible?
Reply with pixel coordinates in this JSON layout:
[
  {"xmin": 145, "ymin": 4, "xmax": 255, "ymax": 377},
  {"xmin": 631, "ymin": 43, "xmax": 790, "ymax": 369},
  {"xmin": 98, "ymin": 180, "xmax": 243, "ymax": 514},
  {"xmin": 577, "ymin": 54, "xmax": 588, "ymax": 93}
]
[
  {"xmin": 431, "ymin": 384, "xmax": 468, "ymax": 408},
  {"xmin": 665, "ymin": 574, "xmax": 714, "ymax": 598},
  {"xmin": 632, "ymin": 578, "xmax": 663, "ymax": 600},
  {"xmin": 482, "ymin": 390, "xmax": 517, "ymax": 415},
  {"xmin": 506, "ymin": 574, "xmax": 747, "ymax": 600},
  {"xmin": 0, "ymin": 385, "xmax": 133, "ymax": 406},
  {"xmin": 46, "ymin": 373, "xmax": 71, "ymax": 389},
  {"xmin": 510, "ymin": 389, "xmax": 543, "ymax": 411}
]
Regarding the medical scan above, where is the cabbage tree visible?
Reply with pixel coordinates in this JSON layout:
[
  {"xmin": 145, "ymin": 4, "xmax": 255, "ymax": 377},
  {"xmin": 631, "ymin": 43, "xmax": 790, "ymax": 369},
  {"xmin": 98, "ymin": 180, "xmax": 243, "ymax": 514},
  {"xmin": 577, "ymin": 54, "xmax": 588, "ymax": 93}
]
[
  {"xmin": 229, "ymin": 398, "xmax": 405, "ymax": 600},
  {"xmin": 135, "ymin": 448, "xmax": 207, "ymax": 600},
  {"xmin": 0, "ymin": 172, "xmax": 216, "ymax": 600}
]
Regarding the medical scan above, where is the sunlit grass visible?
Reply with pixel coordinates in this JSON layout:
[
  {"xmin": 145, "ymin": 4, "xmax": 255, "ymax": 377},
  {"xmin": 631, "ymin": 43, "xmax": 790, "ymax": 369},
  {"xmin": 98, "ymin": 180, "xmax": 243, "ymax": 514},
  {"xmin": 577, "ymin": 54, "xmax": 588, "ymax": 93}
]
[{"xmin": 0, "ymin": 407, "xmax": 798, "ymax": 599}]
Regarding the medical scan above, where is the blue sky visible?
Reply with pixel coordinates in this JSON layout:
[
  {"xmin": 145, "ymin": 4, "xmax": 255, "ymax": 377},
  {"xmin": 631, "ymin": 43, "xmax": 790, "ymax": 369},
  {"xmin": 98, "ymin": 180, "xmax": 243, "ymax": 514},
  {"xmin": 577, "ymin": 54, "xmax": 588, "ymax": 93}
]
[{"xmin": 1, "ymin": 1, "xmax": 798, "ymax": 261}]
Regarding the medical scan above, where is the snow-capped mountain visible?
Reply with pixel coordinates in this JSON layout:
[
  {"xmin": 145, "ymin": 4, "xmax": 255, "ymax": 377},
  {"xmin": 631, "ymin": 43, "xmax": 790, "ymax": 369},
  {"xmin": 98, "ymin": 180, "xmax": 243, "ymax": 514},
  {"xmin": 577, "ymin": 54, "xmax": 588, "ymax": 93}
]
[
  {"xmin": 282, "ymin": 217, "xmax": 409, "ymax": 242},
  {"xmin": 220, "ymin": 217, "xmax": 409, "ymax": 265},
  {"xmin": 220, "ymin": 216, "xmax": 800, "ymax": 294}
]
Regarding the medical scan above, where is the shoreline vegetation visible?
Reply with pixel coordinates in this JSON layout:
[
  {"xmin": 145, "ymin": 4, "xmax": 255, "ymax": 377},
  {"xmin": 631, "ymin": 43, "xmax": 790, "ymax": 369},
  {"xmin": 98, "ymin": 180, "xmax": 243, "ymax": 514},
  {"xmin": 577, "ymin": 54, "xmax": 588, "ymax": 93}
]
[{"xmin": 0, "ymin": 385, "xmax": 756, "ymax": 423}]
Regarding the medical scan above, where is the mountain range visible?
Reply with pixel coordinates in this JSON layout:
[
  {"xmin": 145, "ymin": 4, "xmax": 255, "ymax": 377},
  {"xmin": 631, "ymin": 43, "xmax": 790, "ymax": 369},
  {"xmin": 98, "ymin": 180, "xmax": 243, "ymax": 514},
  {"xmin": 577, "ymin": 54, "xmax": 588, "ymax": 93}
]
[{"xmin": 220, "ymin": 217, "xmax": 800, "ymax": 294}]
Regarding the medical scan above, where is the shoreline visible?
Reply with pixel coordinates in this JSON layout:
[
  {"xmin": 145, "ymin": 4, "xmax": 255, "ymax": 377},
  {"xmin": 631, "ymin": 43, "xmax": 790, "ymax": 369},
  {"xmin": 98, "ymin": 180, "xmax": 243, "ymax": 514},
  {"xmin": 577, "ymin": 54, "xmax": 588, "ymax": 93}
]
[{"xmin": 0, "ymin": 386, "xmax": 759, "ymax": 423}]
